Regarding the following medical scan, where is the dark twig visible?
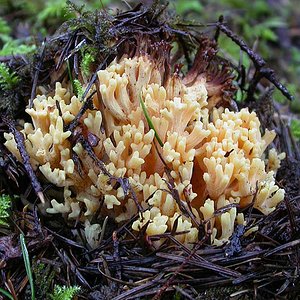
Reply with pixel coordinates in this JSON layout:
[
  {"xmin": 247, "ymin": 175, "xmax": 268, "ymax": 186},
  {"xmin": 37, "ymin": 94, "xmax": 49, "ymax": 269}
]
[
  {"xmin": 216, "ymin": 22, "xmax": 293, "ymax": 101},
  {"xmin": 113, "ymin": 231, "xmax": 122, "ymax": 280},
  {"xmin": 214, "ymin": 15, "xmax": 223, "ymax": 42},
  {"xmin": 1, "ymin": 115, "xmax": 45, "ymax": 203},
  {"xmin": 216, "ymin": 22, "xmax": 265, "ymax": 69},
  {"xmin": 29, "ymin": 41, "xmax": 46, "ymax": 109},
  {"xmin": 51, "ymin": 242, "xmax": 91, "ymax": 289},
  {"xmin": 64, "ymin": 91, "xmax": 96, "ymax": 132}
]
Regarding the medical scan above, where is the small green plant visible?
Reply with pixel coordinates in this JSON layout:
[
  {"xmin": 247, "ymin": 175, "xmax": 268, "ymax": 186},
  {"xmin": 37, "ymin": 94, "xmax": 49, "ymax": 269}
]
[
  {"xmin": 49, "ymin": 285, "xmax": 81, "ymax": 300},
  {"xmin": 20, "ymin": 233, "xmax": 35, "ymax": 300},
  {"xmin": 81, "ymin": 50, "xmax": 96, "ymax": 78},
  {"xmin": 0, "ymin": 194, "xmax": 11, "ymax": 226},
  {"xmin": 0, "ymin": 63, "xmax": 20, "ymax": 90},
  {"xmin": 73, "ymin": 79, "xmax": 84, "ymax": 99},
  {"xmin": 66, "ymin": 61, "xmax": 83, "ymax": 98}
]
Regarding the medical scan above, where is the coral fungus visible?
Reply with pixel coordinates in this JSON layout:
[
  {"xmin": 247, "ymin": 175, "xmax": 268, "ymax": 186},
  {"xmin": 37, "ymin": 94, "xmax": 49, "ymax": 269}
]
[{"xmin": 4, "ymin": 38, "xmax": 285, "ymax": 248}]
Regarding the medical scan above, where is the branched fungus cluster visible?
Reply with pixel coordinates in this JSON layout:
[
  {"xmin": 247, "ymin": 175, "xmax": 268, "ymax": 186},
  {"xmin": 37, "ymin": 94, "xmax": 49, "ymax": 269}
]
[{"xmin": 4, "ymin": 36, "xmax": 285, "ymax": 248}]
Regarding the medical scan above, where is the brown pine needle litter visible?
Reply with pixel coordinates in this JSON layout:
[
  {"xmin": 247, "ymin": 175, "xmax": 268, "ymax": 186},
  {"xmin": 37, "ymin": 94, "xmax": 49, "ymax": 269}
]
[{"xmin": 0, "ymin": 2, "xmax": 299, "ymax": 299}]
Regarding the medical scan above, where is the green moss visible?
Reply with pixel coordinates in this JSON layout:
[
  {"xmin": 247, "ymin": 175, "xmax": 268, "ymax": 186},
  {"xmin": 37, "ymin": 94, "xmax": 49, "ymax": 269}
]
[
  {"xmin": 31, "ymin": 261, "xmax": 55, "ymax": 300},
  {"xmin": 73, "ymin": 79, "xmax": 84, "ymax": 99},
  {"xmin": 0, "ymin": 63, "xmax": 20, "ymax": 90},
  {"xmin": 0, "ymin": 194, "xmax": 11, "ymax": 226},
  {"xmin": 81, "ymin": 48, "xmax": 96, "ymax": 78},
  {"xmin": 48, "ymin": 285, "xmax": 81, "ymax": 300}
]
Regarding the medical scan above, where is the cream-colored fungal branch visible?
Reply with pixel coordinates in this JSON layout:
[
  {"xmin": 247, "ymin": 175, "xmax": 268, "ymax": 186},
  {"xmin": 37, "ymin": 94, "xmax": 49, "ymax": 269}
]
[{"xmin": 4, "ymin": 46, "xmax": 285, "ymax": 248}]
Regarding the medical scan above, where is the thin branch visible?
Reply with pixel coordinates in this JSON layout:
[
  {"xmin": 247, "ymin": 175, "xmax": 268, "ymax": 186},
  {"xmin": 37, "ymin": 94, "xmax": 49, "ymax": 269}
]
[
  {"xmin": 1, "ymin": 115, "xmax": 45, "ymax": 203},
  {"xmin": 216, "ymin": 22, "xmax": 294, "ymax": 101},
  {"xmin": 29, "ymin": 41, "xmax": 46, "ymax": 109}
]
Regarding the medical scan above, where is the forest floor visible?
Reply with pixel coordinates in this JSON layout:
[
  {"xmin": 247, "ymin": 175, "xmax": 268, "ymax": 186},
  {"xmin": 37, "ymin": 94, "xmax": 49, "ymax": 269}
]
[{"xmin": 0, "ymin": 1, "xmax": 299, "ymax": 299}]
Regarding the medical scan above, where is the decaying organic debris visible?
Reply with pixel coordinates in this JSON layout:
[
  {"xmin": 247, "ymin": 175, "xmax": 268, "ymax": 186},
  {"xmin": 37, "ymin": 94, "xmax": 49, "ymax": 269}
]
[{"xmin": 0, "ymin": 2, "xmax": 299, "ymax": 300}]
